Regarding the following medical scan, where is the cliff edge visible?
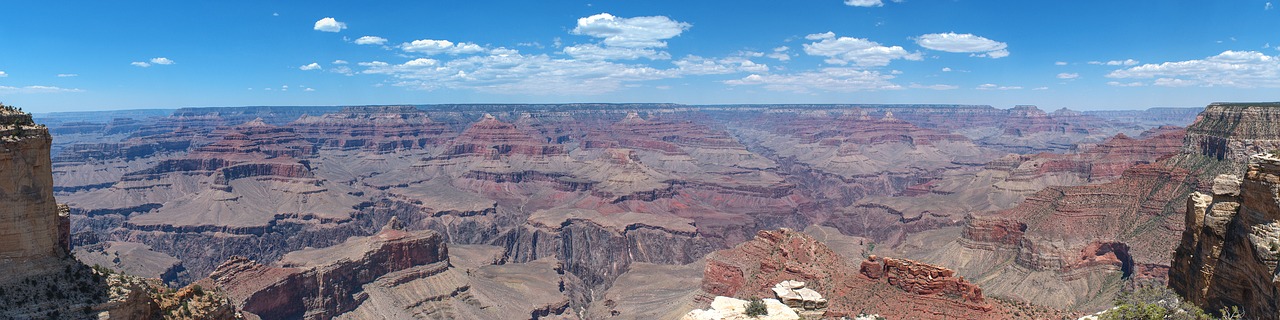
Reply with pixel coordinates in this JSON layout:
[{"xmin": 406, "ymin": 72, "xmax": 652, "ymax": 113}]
[{"xmin": 1171, "ymin": 153, "xmax": 1280, "ymax": 318}]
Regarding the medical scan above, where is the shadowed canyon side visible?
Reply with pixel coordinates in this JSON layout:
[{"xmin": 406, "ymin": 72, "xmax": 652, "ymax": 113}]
[{"xmin": 1171, "ymin": 154, "xmax": 1280, "ymax": 319}]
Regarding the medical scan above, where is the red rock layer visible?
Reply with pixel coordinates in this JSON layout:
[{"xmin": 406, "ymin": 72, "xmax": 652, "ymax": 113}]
[
  {"xmin": 208, "ymin": 227, "xmax": 449, "ymax": 320},
  {"xmin": 290, "ymin": 106, "xmax": 454, "ymax": 152},
  {"xmin": 441, "ymin": 114, "xmax": 565, "ymax": 158},
  {"xmin": 701, "ymin": 229, "xmax": 1009, "ymax": 319},
  {"xmin": 963, "ymin": 163, "xmax": 1194, "ymax": 276},
  {"xmin": 127, "ymin": 120, "xmax": 315, "ymax": 181}
]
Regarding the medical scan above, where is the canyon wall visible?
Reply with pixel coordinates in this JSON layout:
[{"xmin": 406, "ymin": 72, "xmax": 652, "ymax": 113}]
[
  {"xmin": 0, "ymin": 106, "xmax": 67, "ymax": 283},
  {"xmin": 1171, "ymin": 154, "xmax": 1280, "ymax": 318}
]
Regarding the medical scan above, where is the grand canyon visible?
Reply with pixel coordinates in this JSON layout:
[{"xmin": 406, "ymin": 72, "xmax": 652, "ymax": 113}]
[
  {"xmin": 7, "ymin": 100, "xmax": 1280, "ymax": 319},
  {"xmin": 4, "ymin": 3, "xmax": 1280, "ymax": 319}
]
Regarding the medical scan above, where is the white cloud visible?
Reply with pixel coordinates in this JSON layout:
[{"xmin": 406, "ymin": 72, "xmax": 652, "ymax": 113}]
[
  {"xmin": 0, "ymin": 85, "xmax": 84, "ymax": 94},
  {"xmin": 941, "ymin": 67, "xmax": 952, "ymax": 72},
  {"xmin": 767, "ymin": 46, "xmax": 791, "ymax": 61},
  {"xmin": 358, "ymin": 50, "xmax": 675, "ymax": 95},
  {"xmin": 332, "ymin": 60, "xmax": 348, "ymax": 65},
  {"xmin": 304, "ymin": 87, "xmax": 316, "ymax": 92},
  {"xmin": 1089, "ymin": 59, "xmax": 1139, "ymax": 66},
  {"xmin": 914, "ymin": 33, "xmax": 1009, "ymax": 58},
  {"xmin": 1032, "ymin": 86, "xmax": 1049, "ymax": 90},
  {"xmin": 299, "ymin": 63, "xmax": 322, "ymax": 71},
  {"xmin": 56, "ymin": 73, "xmax": 77, "ymax": 77},
  {"xmin": 150, "ymin": 57, "xmax": 175, "ymax": 65},
  {"xmin": 909, "ymin": 83, "xmax": 958, "ymax": 90},
  {"xmin": 354, "ymin": 36, "xmax": 388, "ymax": 45},
  {"xmin": 400, "ymin": 39, "xmax": 486, "ymax": 55},
  {"xmin": 1055, "ymin": 61, "xmax": 1068, "ymax": 66},
  {"xmin": 844, "ymin": 0, "xmax": 884, "ymax": 7},
  {"xmin": 331, "ymin": 66, "xmax": 354, "ymax": 76},
  {"xmin": 976, "ymin": 83, "xmax": 1022, "ymax": 90},
  {"xmin": 571, "ymin": 13, "xmax": 691, "ymax": 48},
  {"xmin": 724, "ymin": 68, "xmax": 901, "ymax": 93},
  {"xmin": 1106, "ymin": 50, "xmax": 1280, "ymax": 88},
  {"xmin": 0, "ymin": 71, "xmax": 6, "ymax": 77},
  {"xmin": 1056, "ymin": 72, "xmax": 1079, "ymax": 79},
  {"xmin": 131, "ymin": 62, "xmax": 151, "ymax": 67},
  {"xmin": 802, "ymin": 32, "xmax": 922, "ymax": 67},
  {"xmin": 1106, "ymin": 81, "xmax": 1145, "ymax": 87},
  {"xmin": 314, "ymin": 17, "xmax": 346, "ymax": 32},
  {"xmin": 673, "ymin": 55, "xmax": 768, "ymax": 75},
  {"xmin": 562, "ymin": 44, "xmax": 670, "ymax": 60},
  {"xmin": 1268, "ymin": 2, "xmax": 1274, "ymax": 10}
]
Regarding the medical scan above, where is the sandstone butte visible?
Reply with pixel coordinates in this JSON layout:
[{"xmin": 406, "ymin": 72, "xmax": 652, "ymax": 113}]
[
  {"xmin": 1172, "ymin": 153, "xmax": 1280, "ymax": 319},
  {"xmin": 695, "ymin": 228, "xmax": 1074, "ymax": 319}
]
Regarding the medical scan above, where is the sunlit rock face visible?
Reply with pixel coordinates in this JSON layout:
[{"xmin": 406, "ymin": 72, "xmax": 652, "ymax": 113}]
[
  {"xmin": 1171, "ymin": 154, "xmax": 1280, "ymax": 318},
  {"xmin": 0, "ymin": 106, "xmax": 65, "ymax": 283}
]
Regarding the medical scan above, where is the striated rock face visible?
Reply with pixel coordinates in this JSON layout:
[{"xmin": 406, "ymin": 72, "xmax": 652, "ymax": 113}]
[
  {"xmin": 700, "ymin": 229, "xmax": 1010, "ymax": 319},
  {"xmin": 290, "ymin": 106, "xmax": 454, "ymax": 153},
  {"xmin": 0, "ymin": 106, "xmax": 65, "ymax": 283},
  {"xmin": 859, "ymin": 255, "xmax": 986, "ymax": 305},
  {"xmin": 1181, "ymin": 103, "xmax": 1280, "ymax": 166},
  {"xmin": 209, "ymin": 224, "xmax": 448, "ymax": 319},
  {"xmin": 1171, "ymin": 154, "xmax": 1280, "ymax": 318}
]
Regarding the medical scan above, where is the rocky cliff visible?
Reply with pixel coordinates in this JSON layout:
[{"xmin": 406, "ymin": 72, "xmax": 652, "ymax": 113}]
[
  {"xmin": 0, "ymin": 105, "xmax": 66, "ymax": 282},
  {"xmin": 209, "ymin": 222, "xmax": 450, "ymax": 319},
  {"xmin": 1171, "ymin": 154, "xmax": 1280, "ymax": 318}
]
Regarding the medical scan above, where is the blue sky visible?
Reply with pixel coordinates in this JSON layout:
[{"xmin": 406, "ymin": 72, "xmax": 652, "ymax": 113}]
[{"xmin": 2, "ymin": 1, "xmax": 1279, "ymax": 112}]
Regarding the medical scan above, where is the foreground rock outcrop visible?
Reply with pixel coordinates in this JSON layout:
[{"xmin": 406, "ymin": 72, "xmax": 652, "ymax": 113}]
[
  {"xmin": 1171, "ymin": 154, "xmax": 1280, "ymax": 318},
  {"xmin": 0, "ymin": 105, "xmax": 66, "ymax": 282},
  {"xmin": 698, "ymin": 228, "xmax": 1026, "ymax": 319}
]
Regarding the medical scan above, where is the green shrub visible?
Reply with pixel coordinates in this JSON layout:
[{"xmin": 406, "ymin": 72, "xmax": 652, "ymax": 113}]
[{"xmin": 745, "ymin": 298, "xmax": 768, "ymax": 317}]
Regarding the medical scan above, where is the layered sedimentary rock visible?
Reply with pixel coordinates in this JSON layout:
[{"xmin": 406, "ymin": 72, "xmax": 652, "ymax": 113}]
[
  {"xmin": 290, "ymin": 106, "xmax": 453, "ymax": 152},
  {"xmin": 0, "ymin": 106, "xmax": 66, "ymax": 283},
  {"xmin": 1171, "ymin": 154, "xmax": 1280, "ymax": 318},
  {"xmin": 698, "ymin": 229, "xmax": 1016, "ymax": 319},
  {"xmin": 210, "ymin": 223, "xmax": 450, "ymax": 319},
  {"xmin": 1178, "ymin": 103, "xmax": 1280, "ymax": 171}
]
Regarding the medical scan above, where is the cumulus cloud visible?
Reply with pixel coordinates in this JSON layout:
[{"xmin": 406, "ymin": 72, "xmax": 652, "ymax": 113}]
[
  {"xmin": 767, "ymin": 46, "xmax": 791, "ymax": 61},
  {"xmin": 358, "ymin": 49, "xmax": 675, "ymax": 95},
  {"xmin": 1057, "ymin": 72, "xmax": 1079, "ymax": 79},
  {"xmin": 314, "ymin": 17, "xmax": 346, "ymax": 32},
  {"xmin": 0, "ymin": 71, "xmax": 6, "ymax": 77},
  {"xmin": 909, "ymin": 83, "xmax": 959, "ymax": 90},
  {"xmin": 1268, "ymin": 2, "xmax": 1274, "ymax": 10},
  {"xmin": 304, "ymin": 87, "xmax": 316, "ymax": 92},
  {"xmin": 354, "ymin": 36, "xmax": 388, "ymax": 45},
  {"xmin": 131, "ymin": 62, "xmax": 151, "ymax": 67},
  {"xmin": 1055, "ymin": 61, "xmax": 1068, "ymax": 66},
  {"xmin": 299, "ymin": 63, "xmax": 322, "ymax": 71},
  {"xmin": 1106, "ymin": 50, "xmax": 1280, "ymax": 88},
  {"xmin": 562, "ymin": 44, "xmax": 670, "ymax": 60},
  {"xmin": 976, "ymin": 83, "xmax": 1021, "ymax": 90},
  {"xmin": 0, "ymin": 85, "xmax": 84, "ymax": 94},
  {"xmin": 56, "ymin": 73, "xmax": 77, "ymax": 77},
  {"xmin": 332, "ymin": 60, "xmax": 348, "ymax": 65},
  {"xmin": 914, "ymin": 33, "xmax": 1009, "ymax": 58},
  {"xmin": 844, "ymin": 0, "xmax": 883, "ymax": 7},
  {"xmin": 724, "ymin": 68, "xmax": 901, "ymax": 93},
  {"xmin": 400, "ymin": 39, "xmax": 486, "ymax": 55},
  {"xmin": 674, "ymin": 55, "xmax": 768, "ymax": 75},
  {"xmin": 571, "ymin": 13, "xmax": 691, "ymax": 48},
  {"xmin": 1089, "ymin": 59, "xmax": 1139, "ymax": 66},
  {"xmin": 941, "ymin": 67, "xmax": 952, "ymax": 72},
  {"xmin": 150, "ymin": 57, "xmax": 175, "ymax": 65},
  {"xmin": 1106, "ymin": 81, "xmax": 1145, "ymax": 87},
  {"xmin": 803, "ymin": 32, "xmax": 922, "ymax": 67}
]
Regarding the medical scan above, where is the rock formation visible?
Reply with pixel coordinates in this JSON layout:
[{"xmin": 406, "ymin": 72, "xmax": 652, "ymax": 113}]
[
  {"xmin": 698, "ymin": 228, "xmax": 1016, "ymax": 319},
  {"xmin": 0, "ymin": 105, "xmax": 67, "ymax": 282},
  {"xmin": 1171, "ymin": 154, "xmax": 1280, "ymax": 318}
]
